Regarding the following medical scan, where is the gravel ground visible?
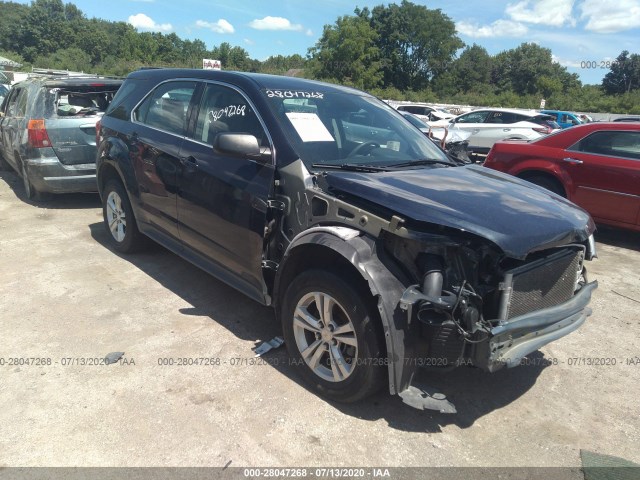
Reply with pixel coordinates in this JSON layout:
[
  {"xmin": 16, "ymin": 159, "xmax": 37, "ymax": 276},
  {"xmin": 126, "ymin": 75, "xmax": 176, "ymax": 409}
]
[{"xmin": 0, "ymin": 168, "xmax": 638, "ymax": 469}]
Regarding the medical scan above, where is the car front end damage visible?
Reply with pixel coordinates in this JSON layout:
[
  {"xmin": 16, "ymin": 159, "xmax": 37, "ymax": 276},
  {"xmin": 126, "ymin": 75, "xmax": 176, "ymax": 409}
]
[
  {"xmin": 385, "ymin": 227, "xmax": 597, "ymax": 412},
  {"xmin": 271, "ymin": 162, "xmax": 598, "ymax": 413}
]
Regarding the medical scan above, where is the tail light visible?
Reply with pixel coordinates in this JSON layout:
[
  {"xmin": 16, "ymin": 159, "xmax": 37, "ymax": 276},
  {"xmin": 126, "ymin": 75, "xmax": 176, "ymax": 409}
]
[
  {"xmin": 533, "ymin": 126, "xmax": 552, "ymax": 135},
  {"xmin": 27, "ymin": 119, "xmax": 52, "ymax": 148}
]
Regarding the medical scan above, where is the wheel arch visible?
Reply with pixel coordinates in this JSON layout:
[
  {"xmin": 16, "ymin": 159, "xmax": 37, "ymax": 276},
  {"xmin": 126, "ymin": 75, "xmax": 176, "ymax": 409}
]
[
  {"xmin": 96, "ymin": 136, "xmax": 140, "ymax": 200},
  {"xmin": 273, "ymin": 227, "xmax": 409, "ymax": 394},
  {"xmin": 516, "ymin": 168, "xmax": 568, "ymax": 197}
]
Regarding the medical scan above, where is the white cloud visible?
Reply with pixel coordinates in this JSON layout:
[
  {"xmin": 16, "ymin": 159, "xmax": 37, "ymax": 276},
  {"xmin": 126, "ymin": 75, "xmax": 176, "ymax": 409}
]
[
  {"xmin": 249, "ymin": 16, "xmax": 303, "ymax": 31},
  {"xmin": 580, "ymin": 0, "xmax": 640, "ymax": 33},
  {"xmin": 551, "ymin": 54, "xmax": 582, "ymax": 68},
  {"xmin": 244, "ymin": 38, "xmax": 255, "ymax": 45},
  {"xmin": 306, "ymin": 29, "xmax": 313, "ymax": 36},
  {"xmin": 456, "ymin": 19, "xmax": 528, "ymax": 38},
  {"xmin": 195, "ymin": 19, "xmax": 235, "ymax": 34},
  {"xmin": 128, "ymin": 13, "xmax": 172, "ymax": 32},
  {"xmin": 506, "ymin": 0, "xmax": 576, "ymax": 27}
]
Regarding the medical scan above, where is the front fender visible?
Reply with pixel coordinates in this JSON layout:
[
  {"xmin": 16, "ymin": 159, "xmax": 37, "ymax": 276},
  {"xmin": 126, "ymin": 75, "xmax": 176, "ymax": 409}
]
[{"xmin": 273, "ymin": 226, "xmax": 416, "ymax": 395}]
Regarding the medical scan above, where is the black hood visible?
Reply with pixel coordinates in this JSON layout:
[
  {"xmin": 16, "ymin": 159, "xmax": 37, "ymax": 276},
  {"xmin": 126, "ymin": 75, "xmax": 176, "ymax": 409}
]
[{"xmin": 324, "ymin": 164, "xmax": 594, "ymax": 259}]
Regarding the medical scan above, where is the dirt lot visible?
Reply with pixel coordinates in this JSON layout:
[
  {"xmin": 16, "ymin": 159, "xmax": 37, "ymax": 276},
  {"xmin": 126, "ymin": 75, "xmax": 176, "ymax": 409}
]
[{"xmin": 0, "ymin": 168, "xmax": 638, "ymax": 469}]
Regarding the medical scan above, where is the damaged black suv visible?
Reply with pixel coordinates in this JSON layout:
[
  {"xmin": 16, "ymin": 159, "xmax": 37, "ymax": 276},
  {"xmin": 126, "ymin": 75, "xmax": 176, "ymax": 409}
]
[{"xmin": 96, "ymin": 69, "xmax": 597, "ymax": 412}]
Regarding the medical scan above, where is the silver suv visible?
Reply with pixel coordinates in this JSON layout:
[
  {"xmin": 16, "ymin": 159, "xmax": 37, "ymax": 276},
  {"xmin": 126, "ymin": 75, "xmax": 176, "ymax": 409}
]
[
  {"xmin": 438, "ymin": 108, "xmax": 559, "ymax": 154},
  {"xmin": 0, "ymin": 76, "xmax": 122, "ymax": 200}
]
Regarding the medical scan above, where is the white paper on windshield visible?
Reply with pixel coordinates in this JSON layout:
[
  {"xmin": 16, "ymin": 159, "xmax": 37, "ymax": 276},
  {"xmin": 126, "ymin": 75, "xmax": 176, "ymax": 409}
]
[{"xmin": 286, "ymin": 112, "xmax": 334, "ymax": 142}]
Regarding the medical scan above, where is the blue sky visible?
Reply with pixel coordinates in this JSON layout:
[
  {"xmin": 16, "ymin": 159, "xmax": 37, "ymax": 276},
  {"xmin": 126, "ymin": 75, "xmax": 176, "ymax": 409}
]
[{"xmin": 15, "ymin": 0, "xmax": 640, "ymax": 85}]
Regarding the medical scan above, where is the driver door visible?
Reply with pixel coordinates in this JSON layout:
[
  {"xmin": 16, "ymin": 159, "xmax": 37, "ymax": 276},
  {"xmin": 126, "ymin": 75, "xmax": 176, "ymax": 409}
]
[{"xmin": 177, "ymin": 82, "xmax": 275, "ymax": 303}]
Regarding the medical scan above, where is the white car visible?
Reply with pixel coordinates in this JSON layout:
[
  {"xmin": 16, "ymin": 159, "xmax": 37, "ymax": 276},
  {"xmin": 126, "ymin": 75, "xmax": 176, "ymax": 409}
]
[
  {"xmin": 434, "ymin": 108, "xmax": 559, "ymax": 154},
  {"xmin": 395, "ymin": 103, "xmax": 455, "ymax": 122}
]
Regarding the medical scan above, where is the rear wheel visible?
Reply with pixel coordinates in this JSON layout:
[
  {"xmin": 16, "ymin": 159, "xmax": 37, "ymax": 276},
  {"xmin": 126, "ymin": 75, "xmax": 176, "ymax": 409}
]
[
  {"xmin": 102, "ymin": 179, "xmax": 147, "ymax": 253},
  {"xmin": 281, "ymin": 270, "xmax": 385, "ymax": 403},
  {"xmin": 522, "ymin": 174, "xmax": 566, "ymax": 197},
  {"xmin": 20, "ymin": 158, "xmax": 50, "ymax": 202}
]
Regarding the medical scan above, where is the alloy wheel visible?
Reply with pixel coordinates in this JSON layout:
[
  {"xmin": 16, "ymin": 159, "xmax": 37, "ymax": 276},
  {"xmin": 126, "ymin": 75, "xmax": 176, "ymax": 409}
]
[
  {"xmin": 106, "ymin": 190, "xmax": 127, "ymax": 243},
  {"xmin": 293, "ymin": 292, "xmax": 359, "ymax": 382}
]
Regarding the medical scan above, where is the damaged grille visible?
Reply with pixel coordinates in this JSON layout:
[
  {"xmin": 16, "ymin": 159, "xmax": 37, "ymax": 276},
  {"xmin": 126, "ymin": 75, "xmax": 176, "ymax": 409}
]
[{"xmin": 500, "ymin": 248, "xmax": 583, "ymax": 320}]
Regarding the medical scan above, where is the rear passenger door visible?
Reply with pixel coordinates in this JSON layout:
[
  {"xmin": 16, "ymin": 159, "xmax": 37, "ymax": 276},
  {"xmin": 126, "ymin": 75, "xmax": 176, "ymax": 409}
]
[
  {"xmin": 130, "ymin": 80, "xmax": 198, "ymax": 240},
  {"xmin": 177, "ymin": 82, "xmax": 275, "ymax": 303}
]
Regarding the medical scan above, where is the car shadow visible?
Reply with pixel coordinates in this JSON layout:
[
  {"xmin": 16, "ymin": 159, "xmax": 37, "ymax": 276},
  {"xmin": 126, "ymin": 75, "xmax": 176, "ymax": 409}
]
[
  {"xmin": 595, "ymin": 225, "xmax": 640, "ymax": 252},
  {"xmin": 89, "ymin": 221, "xmax": 547, "ymax": 432},
  {"xmin": 330, "ymin": 353, "xmax": 548, "ymax": 432},
  {"xmin": 0, "ymin": 170, "xmax": 101, "ymax": 209}
]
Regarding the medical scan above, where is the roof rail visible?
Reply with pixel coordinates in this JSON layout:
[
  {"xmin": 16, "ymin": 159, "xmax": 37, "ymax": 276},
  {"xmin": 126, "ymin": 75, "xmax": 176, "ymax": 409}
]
[{"xmin": 25, "ymin": 68, "xmax": 123, "ymax": 81}]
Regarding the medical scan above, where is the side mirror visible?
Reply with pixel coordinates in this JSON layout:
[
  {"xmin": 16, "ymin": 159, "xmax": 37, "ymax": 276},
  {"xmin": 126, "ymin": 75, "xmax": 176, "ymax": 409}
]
[{"xmin": 213, "ymin": 133, "xmax": 271, "ymax": 162}]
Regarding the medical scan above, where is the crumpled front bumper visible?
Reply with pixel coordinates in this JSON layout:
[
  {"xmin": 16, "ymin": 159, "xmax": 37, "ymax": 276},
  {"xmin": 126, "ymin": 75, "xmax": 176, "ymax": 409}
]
[{"xmin": 481, "ymin": 280, "xmax": 598, "ymax": 372}]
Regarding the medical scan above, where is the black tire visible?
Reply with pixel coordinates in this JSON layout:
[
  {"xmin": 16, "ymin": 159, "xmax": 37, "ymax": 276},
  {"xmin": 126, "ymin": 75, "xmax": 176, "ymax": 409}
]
[
  {"xmin": 20, "ymin": 158, "xmax": 51, "ymax": 202},
  {"xmin": 101, "ymin": 179, "xmax": 147, "ymax": 253},
  {"xmin": 524, "ymin": 174, "xmax": 566, "ymax": 197},
  {"xmin": 281, "ymin": 269, "xmax": 386, "ymax": 403}
]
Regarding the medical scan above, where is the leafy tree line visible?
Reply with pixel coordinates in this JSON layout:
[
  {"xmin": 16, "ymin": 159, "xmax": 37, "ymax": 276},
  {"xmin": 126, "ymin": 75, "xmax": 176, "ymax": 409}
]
[
  {"xmin": 1, "ymin": 0, "xmax": 639, "ymax": 113},
  {"xmin": 0, "ymin": 0, "xmax": 305, "ymax": 76}
]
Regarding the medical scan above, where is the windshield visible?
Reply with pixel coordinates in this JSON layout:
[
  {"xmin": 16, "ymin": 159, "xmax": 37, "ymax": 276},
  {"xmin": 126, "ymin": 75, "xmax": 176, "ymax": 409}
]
[
  {"xmin": 262, "ymin": 89, "xmax": 449, "ymax": 169},
  {"xmin": 401, "ymin": 112, "xmax": 429, "ymax": 129}
]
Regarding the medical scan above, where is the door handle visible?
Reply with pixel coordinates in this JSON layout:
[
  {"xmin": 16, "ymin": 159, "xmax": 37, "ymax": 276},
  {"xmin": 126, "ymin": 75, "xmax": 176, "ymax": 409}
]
[
  {"xmin": 181, "ymin": 155, "xmax": 199, "ymax": 172},
  {"xmin": 563, "ymin": 157, "xmax": 583, "ymax": 165},
  {"xmin": 503, "ymin": 128, "xmax": 511, "ymax": 132},
  {"xmin": 472, "ymin": 129, "xmax": 480, "ymax": 134}
]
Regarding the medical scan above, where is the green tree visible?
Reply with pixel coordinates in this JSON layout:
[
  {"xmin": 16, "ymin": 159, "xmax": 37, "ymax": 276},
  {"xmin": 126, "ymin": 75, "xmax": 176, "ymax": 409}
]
[
  {"xmin": 449, "ymin": 44, "xmax": 492, "ymax": 93},
  {"xmin": 602, "ymin": 50, "xmax": 640, "ymax": 94},
  {"xmin": 20, "ymin": 0, "xmax": 73, "ymax": 62},
  {"xmin": 35, "ymin": 47, "xmax": 92, "ymax": 72},
  {"xmin": 0, "ymin": 2, "xmax": 30, "ymax": 53},
  {"xmin": 491, "ymin": 43, "xmax": 580, "ymax": 95},
  {"xmin": 307, "ymin": 14, "xmax": 382, "ymax": 90},
  {"xmin": 364, "ymin": 1, "xmax": 464, "ymax": 90}
]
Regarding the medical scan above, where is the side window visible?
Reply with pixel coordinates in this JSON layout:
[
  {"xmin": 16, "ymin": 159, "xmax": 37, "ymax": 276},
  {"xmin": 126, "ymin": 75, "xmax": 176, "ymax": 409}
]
[
  {"xmin": 134, "ymin": 81, "xmax": 196, "ymax": 136},
  {"xmin": 192, "ymin": 83, "xmax": 268, "ymax": 147},
  {"xmin": 5, "ymin": 88, "xmax": 25, "ymax": 117},
  {"xmin": 456, "ymin": 111, "xmax": 490, "ymax": 124},
  {"xmin": 486, "ymin": 111, "xmax": 522, "ymax": 124},
  {"xmin": 569, "ymin": 131, "xmax": 640, "ymax": 160}
]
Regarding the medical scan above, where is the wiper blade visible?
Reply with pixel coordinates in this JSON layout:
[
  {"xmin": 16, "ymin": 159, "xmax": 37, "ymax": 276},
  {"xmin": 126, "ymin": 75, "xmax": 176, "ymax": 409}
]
[
  {"xmin": 311, "ymin": 163, "xmax": 390, "ymax": 172},
  {"xmin": 388, "ymin": 159, "xmax": 454, "ymax": 168}
]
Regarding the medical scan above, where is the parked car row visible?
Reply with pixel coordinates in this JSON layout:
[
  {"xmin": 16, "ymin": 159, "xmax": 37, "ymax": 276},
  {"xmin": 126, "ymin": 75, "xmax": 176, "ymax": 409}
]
[
  {"xmin": 395, "ymin": 103, "xmax": 455, "ymax": 122},
  {"xmin": 0, "ymin": 69, "xmax": 602, "ymax": 412},
  {"xmin": 0, "ymin": 75, "xmax": 122, "ymax": 199}
]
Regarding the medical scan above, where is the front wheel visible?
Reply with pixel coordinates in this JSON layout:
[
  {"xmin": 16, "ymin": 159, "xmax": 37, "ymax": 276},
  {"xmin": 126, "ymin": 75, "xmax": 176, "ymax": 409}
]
[
  {"xmin": 102, "ymin": 179, "xmax": 147, "ymax": 253},
  {"xmin": 281, "ymin": 270, "xmax": 386, "ymax": 403}
]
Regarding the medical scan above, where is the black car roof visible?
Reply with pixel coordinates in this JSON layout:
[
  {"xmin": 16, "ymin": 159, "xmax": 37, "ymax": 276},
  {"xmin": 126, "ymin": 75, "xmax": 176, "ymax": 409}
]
[{"xmin": 126, "ymin": 68, "xmax": 369, "ymax": 96}]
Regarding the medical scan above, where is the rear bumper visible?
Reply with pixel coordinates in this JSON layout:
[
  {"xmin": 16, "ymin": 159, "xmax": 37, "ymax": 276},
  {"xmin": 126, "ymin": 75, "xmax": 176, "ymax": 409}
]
[
  {"xmin": 482, "ymin": 280, "xmax": 598, "ymax": 372},
  {"xmin": 25, "ymin": 157, "xmax": 97, "ymax": 193}
]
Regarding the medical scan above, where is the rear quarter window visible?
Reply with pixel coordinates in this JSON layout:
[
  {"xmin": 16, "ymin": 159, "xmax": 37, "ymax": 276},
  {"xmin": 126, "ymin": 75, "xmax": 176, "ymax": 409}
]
[{"xmin": 133, "ymin": 81, "xmax": 197, "ymax": 136}]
